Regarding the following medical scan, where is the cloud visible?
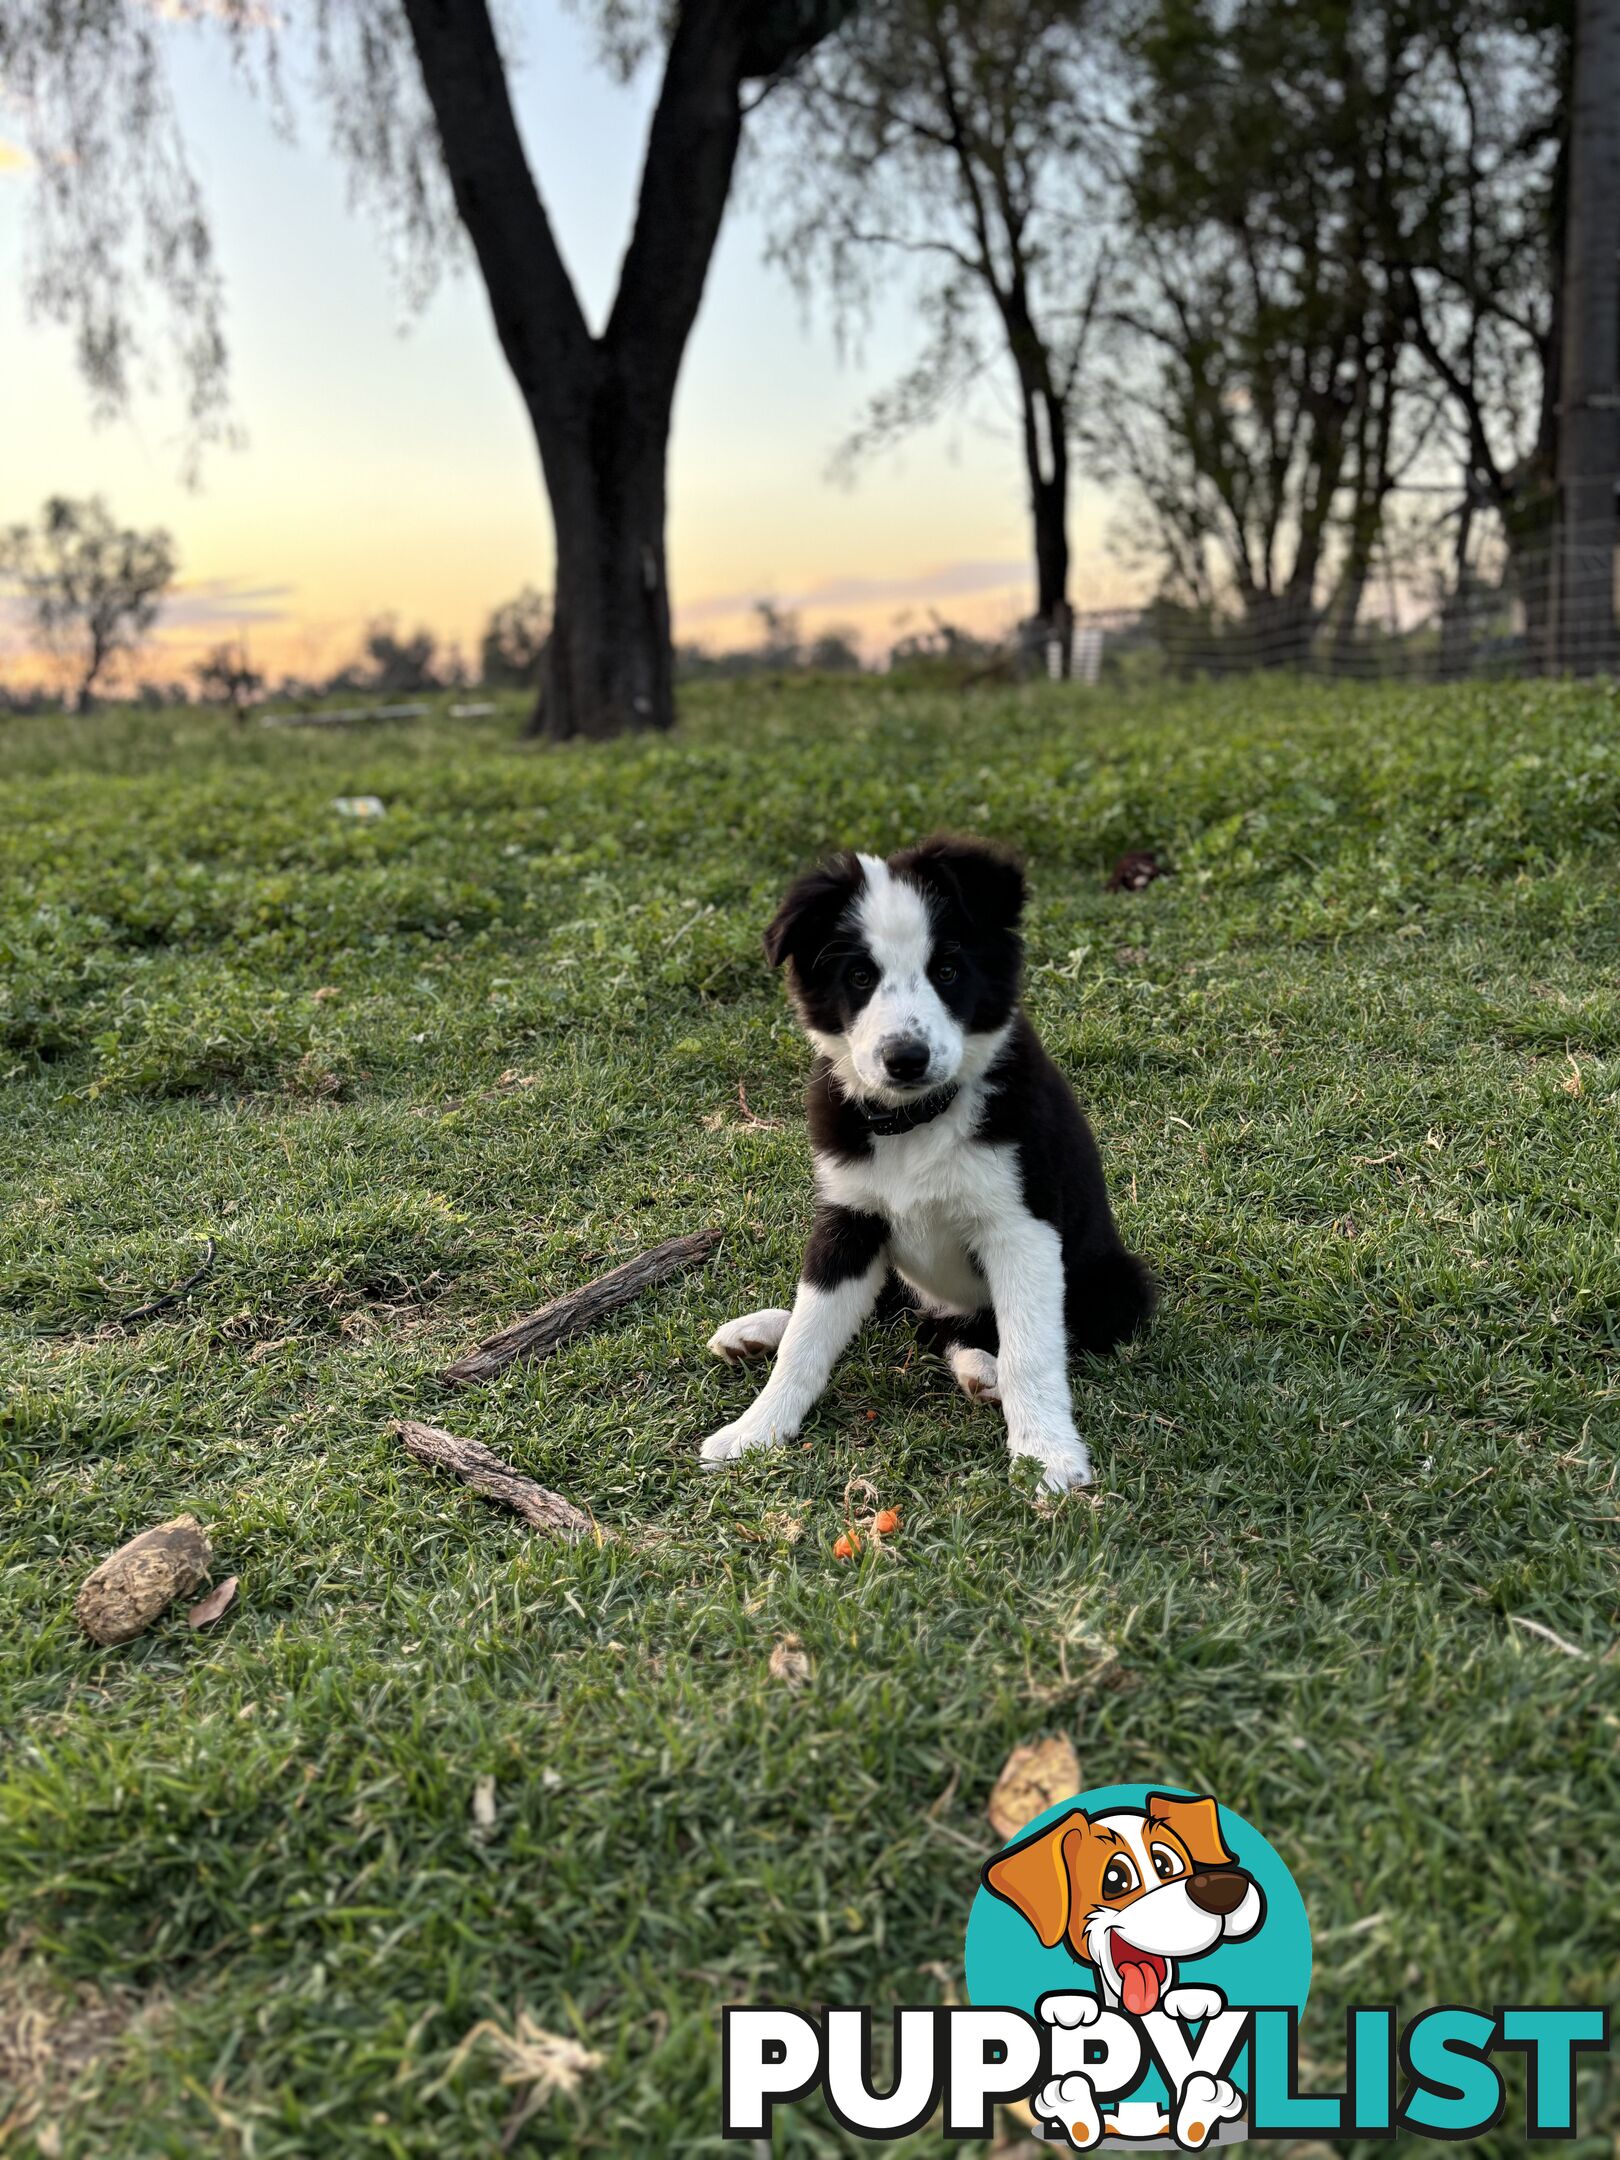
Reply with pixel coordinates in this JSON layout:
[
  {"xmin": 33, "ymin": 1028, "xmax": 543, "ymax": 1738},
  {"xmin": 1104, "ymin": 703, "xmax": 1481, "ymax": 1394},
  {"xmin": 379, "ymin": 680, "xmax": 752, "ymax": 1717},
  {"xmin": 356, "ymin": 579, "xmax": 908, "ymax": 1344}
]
[
  {"xmin": 0, "ymin": 577, "xmax": 294, "ymax": 668},
  {"xmin": 679, "ymin": 556, "xmax": 1028, "ymax": 625},
  {"xmin": 161, "ymin": 577, "xmax": 296, "ymax": 630}
]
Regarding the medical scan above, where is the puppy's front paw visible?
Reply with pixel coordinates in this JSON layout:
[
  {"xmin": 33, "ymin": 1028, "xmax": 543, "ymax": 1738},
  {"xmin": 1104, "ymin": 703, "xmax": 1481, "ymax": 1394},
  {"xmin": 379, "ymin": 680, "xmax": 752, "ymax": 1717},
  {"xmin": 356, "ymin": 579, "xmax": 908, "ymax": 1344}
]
[
  {"xmin": 1010, "ymin": 1430, "xmax": 1093, "ymax": 1493},
  {"xmin": 947, "ymin": 1344, "xmax": 1001, "ymax": 1405},
  {"xmin": 699, "ymin": 1414, "xmax": 789, "ymax": 1467},
  {"xmin": 1173, "ymin": 2071, "xmax": 1243, "ymax": 2149},
  {"xmin": 1032, "ymin": 2072, "xmax": 1101, "ymax": 2149},
  {"xmin": 1162, "ymin": 1984, "xmax": 1226, "ymax": 2023},
  {"xmin": 708, "ymin": 1309, "xmax": 791, "ymax": 1364}
]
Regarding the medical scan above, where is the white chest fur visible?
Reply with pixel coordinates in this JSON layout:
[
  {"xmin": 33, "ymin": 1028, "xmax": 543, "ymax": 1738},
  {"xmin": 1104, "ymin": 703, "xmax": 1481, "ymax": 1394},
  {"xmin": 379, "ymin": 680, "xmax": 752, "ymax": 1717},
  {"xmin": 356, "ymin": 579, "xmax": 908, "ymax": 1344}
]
[{"xmin": 814, "ymin": 1098, "xmax": 1026, "ymax": 1318}]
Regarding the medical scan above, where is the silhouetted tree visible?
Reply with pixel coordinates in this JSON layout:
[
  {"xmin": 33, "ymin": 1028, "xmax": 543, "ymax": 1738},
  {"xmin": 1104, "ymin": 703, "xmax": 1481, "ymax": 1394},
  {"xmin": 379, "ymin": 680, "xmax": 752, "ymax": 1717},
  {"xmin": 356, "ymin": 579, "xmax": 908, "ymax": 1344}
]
[
  {"xmin": 768, "ymin": 0, "xmax": 1111, "ymax": 671},
  {"xmin": 480, "ymin": 586, "xmax": 550, "ymax": 689},
  {"xmin": 3, "ymin": 0, "xmax": 859, "ymax": 739},
  {"xmin": 806, "ymin": 626, "xmax": 864, "ymax": 671},
  {"xmin": 194, "ymin": 639, "xmax": 264, "ymax": 720},
  {"xmin": 0, "ymin": 496, "xmax": 176, "ymax": 710},
  {"xmin": 364, "ymin": 616, "xmax": 440, "ymax": 694}
]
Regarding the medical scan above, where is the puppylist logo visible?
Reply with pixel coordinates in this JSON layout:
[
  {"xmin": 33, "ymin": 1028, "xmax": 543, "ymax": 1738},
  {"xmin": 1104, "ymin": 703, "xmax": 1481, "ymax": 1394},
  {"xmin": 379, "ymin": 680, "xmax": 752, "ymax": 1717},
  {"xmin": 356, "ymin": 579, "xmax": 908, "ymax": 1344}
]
[{"xmin": 723, "ymin": 1782, "xmax": 1609, "ymax": 2148}]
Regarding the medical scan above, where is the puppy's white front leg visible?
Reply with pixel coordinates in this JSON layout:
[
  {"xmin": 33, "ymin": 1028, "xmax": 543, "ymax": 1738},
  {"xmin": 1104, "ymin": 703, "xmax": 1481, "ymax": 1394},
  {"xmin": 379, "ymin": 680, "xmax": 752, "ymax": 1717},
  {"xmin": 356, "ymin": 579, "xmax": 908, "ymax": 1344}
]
[
  {"xmin": 976, "ymin": 1218, "xmax": 1092, "ymax": 1491},
  {"xmin": 700, "ymin": 1208, "xmax": 886, "ymax": 1465}
]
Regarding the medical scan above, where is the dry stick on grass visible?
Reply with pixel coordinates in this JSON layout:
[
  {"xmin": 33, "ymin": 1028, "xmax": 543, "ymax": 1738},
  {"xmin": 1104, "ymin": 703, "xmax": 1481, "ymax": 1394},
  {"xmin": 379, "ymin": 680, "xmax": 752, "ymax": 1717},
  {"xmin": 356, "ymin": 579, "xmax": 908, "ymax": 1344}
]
[
  {"xmin": 116, "ymin": 1237, "xmax": 216, "ymax": 1327},
  {"xmin": 440, "ymin": 1227, "xmax": 722, "ymax": 1385},
  {"xmin": 395, "ymin": 1422, "xmax": 599, "ymax": 1540}
]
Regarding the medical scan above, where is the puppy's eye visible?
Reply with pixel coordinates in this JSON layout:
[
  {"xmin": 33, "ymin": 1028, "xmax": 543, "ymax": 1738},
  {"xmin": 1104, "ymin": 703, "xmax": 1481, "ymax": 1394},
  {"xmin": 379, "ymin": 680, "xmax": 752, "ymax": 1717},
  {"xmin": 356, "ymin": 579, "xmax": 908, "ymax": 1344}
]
[
  {"xmin": 848, "ymin": 965, "xmax": 876, "ymax": 991},
  {"xmin": 1150, "ymin": 1844, "xmax": 1184, "ymax": 1882},
  {"xmin": 933, "ymin": 960, "xmax": 958, "ymax": 985},
  {"xmin": 1101, "ymin": 1858, "xmax": 1138, "ymax": 1899}
]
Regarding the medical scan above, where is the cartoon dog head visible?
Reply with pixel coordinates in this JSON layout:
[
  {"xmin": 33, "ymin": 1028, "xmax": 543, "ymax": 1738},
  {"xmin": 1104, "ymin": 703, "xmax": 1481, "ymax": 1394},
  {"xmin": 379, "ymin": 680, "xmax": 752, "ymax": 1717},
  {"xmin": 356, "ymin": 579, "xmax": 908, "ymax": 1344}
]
[{"xmin": 983, "ymin": 1793, "xmax": 1264, "ymax": 2016}]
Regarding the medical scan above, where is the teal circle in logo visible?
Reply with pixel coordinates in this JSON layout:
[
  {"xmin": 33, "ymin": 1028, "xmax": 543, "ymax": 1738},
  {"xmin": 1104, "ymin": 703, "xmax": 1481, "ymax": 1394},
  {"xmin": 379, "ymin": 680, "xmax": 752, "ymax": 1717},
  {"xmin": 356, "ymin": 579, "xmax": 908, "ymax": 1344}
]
[{"xmin": 964, "ymin": 1783, "xmax": 1311, "ymax": 2134}]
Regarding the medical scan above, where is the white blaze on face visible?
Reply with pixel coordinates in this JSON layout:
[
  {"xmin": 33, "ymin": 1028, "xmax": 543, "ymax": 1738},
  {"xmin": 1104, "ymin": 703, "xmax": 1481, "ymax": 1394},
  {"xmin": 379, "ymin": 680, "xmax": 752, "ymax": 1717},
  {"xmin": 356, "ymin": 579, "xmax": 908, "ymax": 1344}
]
[{"xmin": 826, "ymin": 853, "xmax": 963, "ymax": 1098}]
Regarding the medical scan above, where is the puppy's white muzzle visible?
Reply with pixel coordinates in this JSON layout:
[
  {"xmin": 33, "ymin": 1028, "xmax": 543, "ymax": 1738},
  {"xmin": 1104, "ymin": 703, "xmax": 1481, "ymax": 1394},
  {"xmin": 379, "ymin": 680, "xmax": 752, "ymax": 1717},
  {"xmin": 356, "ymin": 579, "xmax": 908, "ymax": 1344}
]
[{"xmin": 846, "ymin": 983, "xmax": 962, "ymax": 1098}]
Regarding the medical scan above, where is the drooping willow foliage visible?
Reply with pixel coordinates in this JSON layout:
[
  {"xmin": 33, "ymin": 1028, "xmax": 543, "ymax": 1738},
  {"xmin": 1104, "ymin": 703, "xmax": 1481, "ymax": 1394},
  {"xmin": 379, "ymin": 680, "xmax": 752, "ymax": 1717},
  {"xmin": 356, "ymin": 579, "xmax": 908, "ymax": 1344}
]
[{"xmin": 0, "ymin": 0, "xmax": 459, "ymax": 469}]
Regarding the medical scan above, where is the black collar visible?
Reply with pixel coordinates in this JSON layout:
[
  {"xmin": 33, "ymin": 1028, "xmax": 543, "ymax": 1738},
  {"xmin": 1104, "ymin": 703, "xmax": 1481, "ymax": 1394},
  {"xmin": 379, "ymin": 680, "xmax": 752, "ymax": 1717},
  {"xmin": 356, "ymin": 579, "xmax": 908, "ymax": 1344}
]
[{"xmin": 847, "ymin": 1081, "xmax": 960, "ymax": 1137}]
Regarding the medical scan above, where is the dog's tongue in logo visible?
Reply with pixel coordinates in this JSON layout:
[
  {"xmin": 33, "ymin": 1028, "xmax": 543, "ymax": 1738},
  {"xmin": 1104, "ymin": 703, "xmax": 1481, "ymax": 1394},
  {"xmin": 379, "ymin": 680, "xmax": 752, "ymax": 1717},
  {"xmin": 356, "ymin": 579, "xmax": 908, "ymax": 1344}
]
[{"xmin": 1113, "ymin": 1942, "xmax": 1166, "ymax": 2017}]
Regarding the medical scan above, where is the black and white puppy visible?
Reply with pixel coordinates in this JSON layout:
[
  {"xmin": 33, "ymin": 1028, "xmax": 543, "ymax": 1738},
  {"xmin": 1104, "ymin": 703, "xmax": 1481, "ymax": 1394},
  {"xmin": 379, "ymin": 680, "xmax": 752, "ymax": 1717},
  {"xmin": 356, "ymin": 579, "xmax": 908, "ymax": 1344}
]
[{"xmin": 702, "ymin": 836, "xmax": 1154, "ymax": 1490}]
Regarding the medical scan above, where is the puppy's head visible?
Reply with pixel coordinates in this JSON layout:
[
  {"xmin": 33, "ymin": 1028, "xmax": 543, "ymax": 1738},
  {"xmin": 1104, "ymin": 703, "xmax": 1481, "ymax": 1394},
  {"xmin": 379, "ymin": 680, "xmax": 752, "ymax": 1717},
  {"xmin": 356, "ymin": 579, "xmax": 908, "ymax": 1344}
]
[
  {"xmin": 983, "ymin": 1794, "xmax": 1264, "ymax": 2015},
  {"xmin": 764, "ymin": 835, "xmax": 1025, "ymax": 1102}
]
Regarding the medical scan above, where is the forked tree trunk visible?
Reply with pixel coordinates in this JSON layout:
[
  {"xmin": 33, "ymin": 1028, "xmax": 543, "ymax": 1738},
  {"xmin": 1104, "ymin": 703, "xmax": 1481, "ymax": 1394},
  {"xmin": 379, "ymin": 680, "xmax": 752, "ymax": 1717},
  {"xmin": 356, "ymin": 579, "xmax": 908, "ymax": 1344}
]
[{"xmin": 399, "ymin": 0, "xmax": 856, "ymax": 745}]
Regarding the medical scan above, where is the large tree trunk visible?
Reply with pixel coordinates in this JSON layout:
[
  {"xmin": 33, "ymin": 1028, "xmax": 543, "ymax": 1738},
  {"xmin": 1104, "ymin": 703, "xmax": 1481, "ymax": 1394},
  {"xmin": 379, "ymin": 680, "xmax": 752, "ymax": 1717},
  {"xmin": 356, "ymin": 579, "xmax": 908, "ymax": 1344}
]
[
  {"xmin": 400, "ymin": 0, "xmax": 856, "ymax": 744},
  {"xmin": 1552, "ymin": 0, "xmax": 1620, "ymax": 674},
  {"xmin": 530, "ymin": 375, "xmax": 674, "ymax": 740}
]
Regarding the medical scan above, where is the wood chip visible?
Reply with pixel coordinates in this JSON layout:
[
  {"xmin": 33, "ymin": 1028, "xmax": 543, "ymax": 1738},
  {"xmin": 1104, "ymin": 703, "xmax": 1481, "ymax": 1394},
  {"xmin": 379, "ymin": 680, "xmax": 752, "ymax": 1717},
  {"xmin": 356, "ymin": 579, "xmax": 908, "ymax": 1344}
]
[
  {"xmin": 75, "ymin": 1518, "xmax": 213, "ymax": 1646},
  {"xmin": 187, "ymin": 1576, "xmax": 239, "ymax": 1630},
  {"xmin": 471, "ymin": 1775, "xmax": 497, "ymax": 1836},
  {"xmin": 441, "ymin": 1228, "xmax": 722, "ymax": 1384},
  {"xmin": 987, "ymin": 1734, "xmax": 1081, "ymax": 1841},
  {"xmin": 394, "ymin": 1421, "xmax": 597, "ymax": 1540}
]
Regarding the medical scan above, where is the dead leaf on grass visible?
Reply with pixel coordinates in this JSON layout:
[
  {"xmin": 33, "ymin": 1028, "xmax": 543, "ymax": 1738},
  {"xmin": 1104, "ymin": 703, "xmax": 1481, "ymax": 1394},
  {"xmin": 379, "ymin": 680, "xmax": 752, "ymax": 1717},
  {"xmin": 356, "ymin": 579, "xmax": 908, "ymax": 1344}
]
[
  {"xmin": 187, "ymin": 1576, "xmax": 239, "ymax": 1630},
  {"xmin": 769, "ymin": 1635, "xmax": 811, "ymax": 1689},
  {"xmin": 987, "ymin": 1734, "xmax": 1081, "ymax": 1841},
  {"xmin": 1562, "ymin": 1053, "xmax": 1583, "ymax": 1097},
  {"xmin": 245, "ymin": 1336, "xmax": 298, "ymax": 1364}
]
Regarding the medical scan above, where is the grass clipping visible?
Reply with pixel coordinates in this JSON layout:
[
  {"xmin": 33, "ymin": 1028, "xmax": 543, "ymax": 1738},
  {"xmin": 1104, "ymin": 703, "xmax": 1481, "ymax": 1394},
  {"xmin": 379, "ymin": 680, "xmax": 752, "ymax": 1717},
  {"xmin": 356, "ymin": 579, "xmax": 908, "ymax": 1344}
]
[{"xmin": 443, "ymin": 2012, "xmax": 602, "ymax": 2147}]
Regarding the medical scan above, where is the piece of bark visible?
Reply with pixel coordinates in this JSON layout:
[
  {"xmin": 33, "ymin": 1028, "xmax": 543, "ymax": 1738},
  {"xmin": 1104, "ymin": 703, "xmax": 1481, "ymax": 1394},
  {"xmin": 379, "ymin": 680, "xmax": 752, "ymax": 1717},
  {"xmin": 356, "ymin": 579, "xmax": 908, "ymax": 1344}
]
[
  {"xmin": 395, "ymin": 1421, "xmax": 596, "ymax": 1540},
  {"xmin": 76, "ymin": 1517, "xmax": 213, "ymax": 1646},
  {"xmin": 440, "ymin": 1228, "xmax": 722, "ymax": 1385}
]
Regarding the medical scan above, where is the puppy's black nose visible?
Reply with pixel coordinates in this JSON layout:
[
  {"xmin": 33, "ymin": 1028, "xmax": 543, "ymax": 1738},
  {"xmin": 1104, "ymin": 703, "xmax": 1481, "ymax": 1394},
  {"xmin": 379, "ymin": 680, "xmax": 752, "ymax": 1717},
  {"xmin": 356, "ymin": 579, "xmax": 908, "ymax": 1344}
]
[
  {"xmin": 881, "ymin": 1037, "xmax": 931, "ymax": 1085},
  {"xmin": 1186, "ymin": 1868, "xmax": 1251, "ymax": 1916}
]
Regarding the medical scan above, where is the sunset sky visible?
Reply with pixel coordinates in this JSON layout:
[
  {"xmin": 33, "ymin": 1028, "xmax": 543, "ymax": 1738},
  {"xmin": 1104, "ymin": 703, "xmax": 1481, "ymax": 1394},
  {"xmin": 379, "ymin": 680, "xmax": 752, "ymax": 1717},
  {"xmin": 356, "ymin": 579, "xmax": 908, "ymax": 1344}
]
[{"xmin": 0, "ymin": 5, "xmax": 1135, "ymax": 690}]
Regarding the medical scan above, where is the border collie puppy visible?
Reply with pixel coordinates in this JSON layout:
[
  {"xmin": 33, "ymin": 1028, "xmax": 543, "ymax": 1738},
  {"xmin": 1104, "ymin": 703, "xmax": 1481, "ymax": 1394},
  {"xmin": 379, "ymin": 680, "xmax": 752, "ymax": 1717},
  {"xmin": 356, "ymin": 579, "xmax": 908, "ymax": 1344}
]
[{"xmin": 702, "ymin": 835, "xmax": 1154, "ymax": 1490}]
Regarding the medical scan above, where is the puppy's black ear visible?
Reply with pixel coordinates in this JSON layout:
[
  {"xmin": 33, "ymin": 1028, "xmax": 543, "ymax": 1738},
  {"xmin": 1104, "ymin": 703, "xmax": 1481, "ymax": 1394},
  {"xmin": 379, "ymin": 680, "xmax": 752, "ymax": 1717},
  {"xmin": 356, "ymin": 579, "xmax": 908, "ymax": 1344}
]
[
  {"xmin": 763, "ymin": 852, "xmax": 864, "ymax": 970},
  {"xmin": 895, "ymin": 833, "xmax": 1026, "ymax": 932}
]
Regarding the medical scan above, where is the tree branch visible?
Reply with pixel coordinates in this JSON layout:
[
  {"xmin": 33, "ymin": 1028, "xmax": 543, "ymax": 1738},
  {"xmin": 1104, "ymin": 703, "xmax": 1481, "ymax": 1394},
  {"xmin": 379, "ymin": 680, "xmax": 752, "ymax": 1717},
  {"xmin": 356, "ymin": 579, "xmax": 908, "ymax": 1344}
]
[{"xmin": 398, "ymin": 0, "xmax": 591, "ymax": 433}]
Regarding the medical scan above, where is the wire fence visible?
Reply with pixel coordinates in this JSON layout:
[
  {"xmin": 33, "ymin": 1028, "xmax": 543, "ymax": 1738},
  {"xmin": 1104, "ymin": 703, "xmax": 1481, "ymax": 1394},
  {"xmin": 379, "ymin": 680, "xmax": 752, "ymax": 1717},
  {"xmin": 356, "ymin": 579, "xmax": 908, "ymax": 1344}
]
[{"xmin": 1065, "ymin": 520, "xmax": 1620, "ymax": 685}]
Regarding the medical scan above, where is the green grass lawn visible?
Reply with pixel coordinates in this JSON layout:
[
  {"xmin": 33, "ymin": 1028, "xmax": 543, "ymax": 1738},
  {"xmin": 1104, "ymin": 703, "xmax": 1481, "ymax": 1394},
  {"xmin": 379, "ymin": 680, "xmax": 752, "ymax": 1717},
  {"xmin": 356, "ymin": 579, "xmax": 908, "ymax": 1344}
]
[{"xmin": 2, "ymin": 677, "xmax": 1618, "ymax": 2157}]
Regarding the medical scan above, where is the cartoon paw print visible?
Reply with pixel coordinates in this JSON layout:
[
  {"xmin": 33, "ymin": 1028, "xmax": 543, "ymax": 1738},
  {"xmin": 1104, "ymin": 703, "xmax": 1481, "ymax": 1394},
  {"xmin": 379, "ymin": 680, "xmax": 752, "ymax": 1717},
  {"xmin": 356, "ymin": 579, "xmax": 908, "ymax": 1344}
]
[
  {"xmin": 1174, "ymin": 2071, "xmax": 1244, "ymax": 2149},
  {"xmin": 1032, "ymin": 2071, "xmax": 1102, "ymax": 2150}
]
